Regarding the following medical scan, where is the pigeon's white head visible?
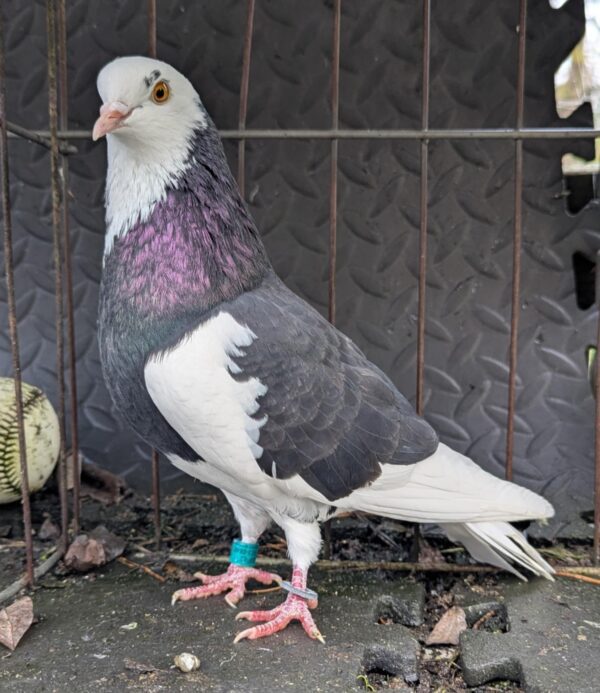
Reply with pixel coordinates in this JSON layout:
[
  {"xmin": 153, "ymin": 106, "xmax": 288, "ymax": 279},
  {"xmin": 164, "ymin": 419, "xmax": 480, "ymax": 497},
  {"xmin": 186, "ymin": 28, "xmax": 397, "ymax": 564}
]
[
  {"xmin": 94, "ymin": 56, "xmax": 207, "ymax": 251},
  {"xmin": 94, "ymin": 55, "xmax": 206, "ymax": 144}
]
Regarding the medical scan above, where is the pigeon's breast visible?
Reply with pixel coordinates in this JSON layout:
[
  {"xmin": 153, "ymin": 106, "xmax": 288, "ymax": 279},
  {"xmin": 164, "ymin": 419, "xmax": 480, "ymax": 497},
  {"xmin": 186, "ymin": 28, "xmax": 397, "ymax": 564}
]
[{"xmin": 144, "ymin": 311, "xmax": 269, "ymax": 485}]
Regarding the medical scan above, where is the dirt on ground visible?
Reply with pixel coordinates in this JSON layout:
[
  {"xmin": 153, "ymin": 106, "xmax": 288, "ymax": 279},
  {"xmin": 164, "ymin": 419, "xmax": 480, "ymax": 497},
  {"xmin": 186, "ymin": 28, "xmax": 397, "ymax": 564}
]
[{"xmin": 0, "ymin": 485, "xmax": 597, "ymax": 691}]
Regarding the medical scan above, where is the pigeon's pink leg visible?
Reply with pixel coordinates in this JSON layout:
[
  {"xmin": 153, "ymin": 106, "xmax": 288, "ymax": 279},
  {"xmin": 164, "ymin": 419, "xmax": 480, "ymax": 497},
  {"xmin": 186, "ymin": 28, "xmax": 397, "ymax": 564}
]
[
  {"xmin": 172, "ymin": 563, "xmax": 280, "ymax": 608},
  {"xmin": 234, "ymin": 566, "xmax": 324, "ymax": 643}
]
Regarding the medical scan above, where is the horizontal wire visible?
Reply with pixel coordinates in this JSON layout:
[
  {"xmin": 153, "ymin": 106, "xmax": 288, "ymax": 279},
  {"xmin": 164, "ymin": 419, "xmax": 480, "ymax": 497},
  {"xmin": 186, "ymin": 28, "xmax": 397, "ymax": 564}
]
[{"xmin": 6, "ymin": 127, "xmax": 600, "ymax": 142}]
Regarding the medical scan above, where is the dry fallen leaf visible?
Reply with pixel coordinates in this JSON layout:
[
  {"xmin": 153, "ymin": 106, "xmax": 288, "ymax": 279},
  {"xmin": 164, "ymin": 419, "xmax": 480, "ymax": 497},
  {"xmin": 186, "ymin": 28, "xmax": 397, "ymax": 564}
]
[
  {"xmin": 161, "ymin": 561, "xmax": 195, "ymax": 583},
  {"xmin": 0, "ymin": 597, "xmax": 34, "ymax": 651},
  {"xmin": 38, "ymin": 516, "xmax": 60, "ymax": 541},
  {"xmin": 426, "ymin": 606, "xmax": 467, "ymax": 646},
  {"xmin": 418, "ymin": 541, "xmax": 446, "ymax": 565},
  {"xmin": 65, "ymin": 525, "xmax": 126, "ymax": 572},
  {"xmin": 79, "ymin": 460, "xmax": 127, "ymax": 505}
]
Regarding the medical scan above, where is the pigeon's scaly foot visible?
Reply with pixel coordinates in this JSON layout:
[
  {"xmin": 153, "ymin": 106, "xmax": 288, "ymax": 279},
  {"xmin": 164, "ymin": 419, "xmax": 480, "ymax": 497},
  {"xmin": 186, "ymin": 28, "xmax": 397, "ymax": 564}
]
[
  {"xmin": 234, "ymin": 566, "xmax": 324, "ymax": 643},
  {"xmin": 171, "ymin": 563, "xmax": 280, "ymax": 608}
]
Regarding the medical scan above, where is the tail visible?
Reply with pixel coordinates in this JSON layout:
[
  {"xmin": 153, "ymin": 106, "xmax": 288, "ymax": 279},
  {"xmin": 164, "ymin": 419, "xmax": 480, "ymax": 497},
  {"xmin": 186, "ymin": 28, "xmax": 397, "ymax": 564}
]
[
  {"xmin": 339, "ymin": 443, "xmax": 555, "ymax": 580},
  {"xmin": 440, "ymin": 521, "xmax": 555, "ymax": 581}
]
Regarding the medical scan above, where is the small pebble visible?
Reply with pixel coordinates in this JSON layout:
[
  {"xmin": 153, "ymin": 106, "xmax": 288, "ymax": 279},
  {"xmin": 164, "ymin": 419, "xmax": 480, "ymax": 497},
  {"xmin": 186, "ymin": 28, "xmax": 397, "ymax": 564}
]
[{"xmin": 174, "ymin": 652, "xmax": 201, "ymax": 673}]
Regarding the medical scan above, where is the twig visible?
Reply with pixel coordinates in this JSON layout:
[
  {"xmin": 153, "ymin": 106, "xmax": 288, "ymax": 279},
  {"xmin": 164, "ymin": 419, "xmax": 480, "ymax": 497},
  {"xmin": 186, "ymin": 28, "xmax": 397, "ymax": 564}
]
[
  {"xmin": 247, "ymin": 585, "xmax": 282, "ymax": 595},
  {"xmin": 4, "ymin": 119, "xmax": 77, "ymax": 154},
  {"xmin": 117, "ymin": 556, "xmax": 166, "ymax": 583},
  {"xmin": 0, "ymin": 545, "xmax": 65, "ymax": 605},
  {"xmin": 355, "ymin": 512, "xmax": 401, "ymax": 550},
  {"xmin": 554, "ymin": 566, "xmax": 600, "ymax": 577},
  {"xmin": 150, "ymin": 553, "xmax": 500, "ymax": 574},
  {"xmin": 134, "ymin": 552, "xmax": 600, "ymax": 577},
  {"xmin": 555, "ymin": 570, "xmax": 600, "ymax": 586},
  {"xmin": 263, "ymin": 542, "xmax": 286, "ymax": 551},
  {"xmin": 472, "ymin": 610, "xmax": 496, "ymax": 630},
  {"xmin": 130, "ymin": 542, "xmax": 153, "ymax": 555},
  {"xmin": 0, "ymin": 541, "xmax": 26, "ymax": 549}
]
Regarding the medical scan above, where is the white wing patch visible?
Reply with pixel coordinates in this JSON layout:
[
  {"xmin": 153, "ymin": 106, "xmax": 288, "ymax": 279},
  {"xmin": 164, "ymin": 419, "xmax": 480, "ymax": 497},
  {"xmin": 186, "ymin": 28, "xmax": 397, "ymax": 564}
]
[{"xmin": 145, "ymin": 312, "xmax": 268, "ymax": 478}]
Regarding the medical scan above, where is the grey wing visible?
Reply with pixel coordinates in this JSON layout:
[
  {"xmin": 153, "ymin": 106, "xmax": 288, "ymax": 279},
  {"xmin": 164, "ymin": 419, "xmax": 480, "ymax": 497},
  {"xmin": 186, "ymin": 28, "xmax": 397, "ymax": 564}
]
[{"xmin": 224, "ymin": 273, "xmax": 439, "ymax": 501}]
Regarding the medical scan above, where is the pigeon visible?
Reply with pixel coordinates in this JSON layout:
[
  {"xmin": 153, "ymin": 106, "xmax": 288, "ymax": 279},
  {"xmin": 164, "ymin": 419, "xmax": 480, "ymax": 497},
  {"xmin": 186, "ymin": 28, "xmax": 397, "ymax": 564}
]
[{"xmin": 94, "ymin": 56, "xmax": 555, "ymax": 644}]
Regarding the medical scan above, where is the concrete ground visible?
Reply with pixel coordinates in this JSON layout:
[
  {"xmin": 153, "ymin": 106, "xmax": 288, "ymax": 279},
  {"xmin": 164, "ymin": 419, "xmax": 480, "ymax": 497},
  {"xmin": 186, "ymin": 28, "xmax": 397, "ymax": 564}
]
[{"xmin": 1, "ymin": 560, "xmax": 599, "ymax": 692}]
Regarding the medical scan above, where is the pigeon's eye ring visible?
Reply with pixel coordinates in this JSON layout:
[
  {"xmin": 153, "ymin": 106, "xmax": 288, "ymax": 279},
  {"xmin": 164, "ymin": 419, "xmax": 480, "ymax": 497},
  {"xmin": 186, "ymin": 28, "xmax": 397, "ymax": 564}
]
[{"xmin": 151, "ymin": 81, "xmax": 170, "ymax": 104}]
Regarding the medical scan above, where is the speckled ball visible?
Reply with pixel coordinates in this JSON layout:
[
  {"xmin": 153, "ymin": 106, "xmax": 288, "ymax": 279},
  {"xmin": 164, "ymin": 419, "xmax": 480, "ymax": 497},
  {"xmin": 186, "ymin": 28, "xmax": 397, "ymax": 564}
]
[{"xmin": 0, "ymin": 378, "xmax": 60, "ymax": 504}]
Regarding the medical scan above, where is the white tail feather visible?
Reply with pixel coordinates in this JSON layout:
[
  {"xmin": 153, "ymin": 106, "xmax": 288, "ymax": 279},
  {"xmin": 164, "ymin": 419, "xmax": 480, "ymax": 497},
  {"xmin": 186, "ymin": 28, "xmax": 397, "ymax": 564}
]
[
  {"xmin": 440, "ymin": 521, "xmax": 555, "ymax": 581},
  {"xmin": 338, "ymin": 443, "xmax": 555, "ymax": 580}
]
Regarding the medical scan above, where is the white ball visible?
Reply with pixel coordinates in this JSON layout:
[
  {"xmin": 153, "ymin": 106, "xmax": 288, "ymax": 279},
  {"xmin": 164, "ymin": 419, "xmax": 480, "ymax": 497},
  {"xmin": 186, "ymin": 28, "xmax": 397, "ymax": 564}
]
[{"xmin": 0, "ymin": 377, "xmax": 60, "ymax": 504}]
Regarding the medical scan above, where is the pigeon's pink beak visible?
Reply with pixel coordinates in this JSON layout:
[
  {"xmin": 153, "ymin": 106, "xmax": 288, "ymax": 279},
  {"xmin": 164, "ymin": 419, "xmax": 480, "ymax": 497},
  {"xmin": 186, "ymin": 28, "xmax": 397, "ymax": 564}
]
[{"xmin": 92, "ymin": 101, "xmax": 131, "ymax": 141}]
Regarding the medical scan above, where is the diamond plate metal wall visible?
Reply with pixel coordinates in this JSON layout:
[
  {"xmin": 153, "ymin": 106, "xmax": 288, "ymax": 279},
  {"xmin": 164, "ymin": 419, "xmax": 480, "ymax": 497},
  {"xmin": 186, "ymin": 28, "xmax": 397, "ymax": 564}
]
[{"xmin": 1, "ymin": 0, "xmax": 598, "ymax": 518}]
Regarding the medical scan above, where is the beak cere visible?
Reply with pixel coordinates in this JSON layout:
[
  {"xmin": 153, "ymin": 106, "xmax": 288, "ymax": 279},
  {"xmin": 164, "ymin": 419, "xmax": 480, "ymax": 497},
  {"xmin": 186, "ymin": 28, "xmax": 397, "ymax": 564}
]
[{"xmin": 92, "ymin": 101, "xmax": 131, "ymax": 141}]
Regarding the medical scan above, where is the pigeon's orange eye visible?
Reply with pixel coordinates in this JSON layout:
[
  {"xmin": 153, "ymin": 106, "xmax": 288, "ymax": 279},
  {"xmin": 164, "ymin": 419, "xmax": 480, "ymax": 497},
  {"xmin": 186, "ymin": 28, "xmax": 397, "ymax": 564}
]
[{"xmin": 151, "ymin": 81, "xmax": 170, "ymax": 104}]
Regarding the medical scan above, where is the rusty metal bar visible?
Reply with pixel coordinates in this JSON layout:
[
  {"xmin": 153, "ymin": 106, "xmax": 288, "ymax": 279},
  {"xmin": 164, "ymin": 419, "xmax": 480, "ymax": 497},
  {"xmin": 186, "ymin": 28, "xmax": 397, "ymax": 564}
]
[
  {"xmin": 47, "ymin": 0, "xmax": 69, "ymax": 547},
  {"xmin": 0, "ymin": 8, "xmax": 35, "ymax": 587},
  {"xmin": 594, "ymin": 252, "xmax": 600, "ymax": 565},
  {"xmin": 14, "ymin": 127, "xmax": 600, "ymax": 141},
  {"xmin": 595, "ymin": 320, "xmax": 600, "ymax": 564},
  {"xmin": 322, "ymin": 0, "xmax": 342, "ymax": 562},
  {"xmin": 147, "ymin": 0, "xmax": 157, "ymax": 59},
  {"xmin": 151, "ymin": 449, "xmax": 161, "ymax": 549},
  {"xmin": 237, "ymin": 0, "xmax": 256, "ymax": 197},
  {"xmin": 3, "ymin": 120, "xmax": 77, "ymax": 154},
  {"xmin": 328, "ymin": 0, "xmax": 341, "ymax": 325},
  {"xmin": 506, "ymin": 0, "xmax": 527, "ymax": 482},
  {"xmin": 146, "ymin": 0, "xmax": 161, "ymax": 550},
  {"xmin": 416, "ymin": 0, "xmax": 431, "ymax": 416},
  {"xmin": 56, "ymin": 0, "xmax": 80, "ymax": 534}
]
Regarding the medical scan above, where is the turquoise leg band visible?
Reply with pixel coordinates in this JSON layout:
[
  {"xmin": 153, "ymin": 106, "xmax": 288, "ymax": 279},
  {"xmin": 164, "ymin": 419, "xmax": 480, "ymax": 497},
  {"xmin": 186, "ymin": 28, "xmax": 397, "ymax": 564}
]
[{"xmin": 229, "ymin": 539, "xmax": 259, "ymax": 568}]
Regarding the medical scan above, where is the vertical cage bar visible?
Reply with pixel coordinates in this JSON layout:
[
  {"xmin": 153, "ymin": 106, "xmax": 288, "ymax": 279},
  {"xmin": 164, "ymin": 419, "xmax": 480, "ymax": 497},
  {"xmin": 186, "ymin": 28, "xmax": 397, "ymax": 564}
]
[
  {"xmin": 46, "ymin": 0, "xmax": 69, "ymax": 547},
  {"xmin": 505, "ymin": 0, "xmax": 527, "ymax": 481},
  {"xmin": 147, "ymin": 0, "xmax": 157, "ymax": 59},
  {"xmin": 57, "ymin": 0, "xmax": 80, "ymax": 534},
  {"xmin": 322, "ymin": 0, "xmax": 342, "ymax": 561},
  {"xmin": 0, "ymin": 8, "xmax": 35, "ymax": 586},
  {"xmin": 416, "ymin": 0, "xmax": 431, "ymax": 416},
  {"xmin": 147, "ymin": 0, "xmax": 161, "ymax": 549},
  {"xmin": 594, "ymin": 252, "xmax": 600, "ymax": 564},
  {"xmin": 151, "ymin": 449, "xmax": 161, "ymax": 548},
  {"xmin": 328, "ymin": 0, "xmax": 341, "ymax": 326},
  {"xmin": 237, "ymin": 0, "xmax": 256, "ymax": 197}
]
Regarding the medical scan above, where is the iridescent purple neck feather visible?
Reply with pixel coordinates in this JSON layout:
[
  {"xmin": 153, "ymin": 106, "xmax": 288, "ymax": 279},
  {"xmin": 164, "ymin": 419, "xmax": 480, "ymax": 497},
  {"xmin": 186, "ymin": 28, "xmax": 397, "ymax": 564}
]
[{"xmin": 100, "ymin": 124, "xmax": 271, "ymax": 350}]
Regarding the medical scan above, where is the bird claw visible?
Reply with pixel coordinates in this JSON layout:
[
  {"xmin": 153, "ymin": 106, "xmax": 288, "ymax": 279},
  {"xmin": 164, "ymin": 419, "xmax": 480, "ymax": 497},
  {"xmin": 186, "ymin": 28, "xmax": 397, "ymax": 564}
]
[
  {"xmin": 171, "ymin": 564, "xmax": 280, "ymax": 607},
  {"xmin": 234, "ymin": 593, "xmax": 323, "ymax": 643},
  {"xmin": 224, "ymin": 594, "xmax": 240, "ymax": 609}
]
